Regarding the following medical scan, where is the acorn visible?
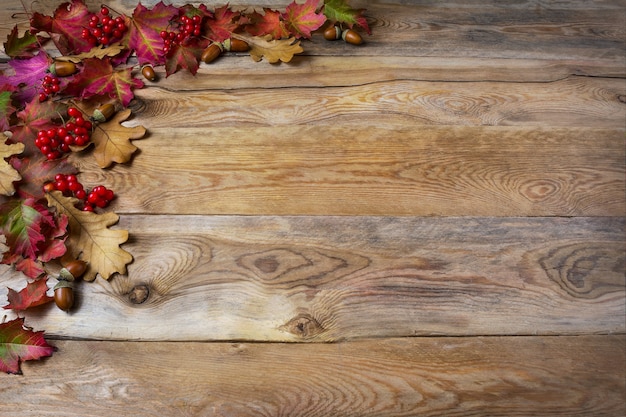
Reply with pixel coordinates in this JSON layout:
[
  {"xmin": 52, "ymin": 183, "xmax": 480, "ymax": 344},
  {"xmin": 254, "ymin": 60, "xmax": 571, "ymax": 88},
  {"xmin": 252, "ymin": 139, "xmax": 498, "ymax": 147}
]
[
  {"xmin": 342, "ymin": 29, "xmax": 363, "ymax": 45},
  {"xmin": 141, "ymin": 64, "xmax": 157, "ymax": 81},
  {"xmin": 49, "ymin": 60, "xmax": 78, "ymax": 77},
  {"xmin": 59, "ymin": 260, "xmax": 88, "ymax": 281},
  {"xmin": 323, "ymin": 25, "xmax": 341, "ymax": 41},
  {"xmin": 201, "ymin": 43, "xmax": 224, "ymax": 64},
  {"xmin": 91, "ymin": 103, "xmax": 116, "ymax": 123},
  {"xmin": 53, "ymin": 280, "xmax": 74, "ymax": 312},
  {"xmin": 224, "ymin": 38, "xmax": 249, "ymax": 52}
]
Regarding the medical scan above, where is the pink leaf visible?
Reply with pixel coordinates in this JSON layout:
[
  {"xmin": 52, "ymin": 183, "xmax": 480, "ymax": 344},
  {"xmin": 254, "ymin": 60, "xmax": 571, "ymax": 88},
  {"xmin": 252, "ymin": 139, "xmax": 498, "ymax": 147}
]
[
  {"xmin": 0, "ymin": 53, "xmax": 51, "ymax": 105},
  {"xmin": 30, "ymin": 0, "xmax": 94, "ymax": 54},
  {"xmin": 128, "ymin": 1, "xmax": 179, "ymax": 65},
  {"xmin": 282, "ymin": 0, "xmax": 326, "ymax": 39}
]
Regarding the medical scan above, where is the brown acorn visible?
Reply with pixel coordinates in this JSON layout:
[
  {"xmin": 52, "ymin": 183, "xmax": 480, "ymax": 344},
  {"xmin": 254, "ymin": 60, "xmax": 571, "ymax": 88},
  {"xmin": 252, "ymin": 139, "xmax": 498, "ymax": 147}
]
[
  {"xmin": 91, "ymin": 103, "xmax": 116, "ymax": 123},
  {"xmin": 50, "ymin": 60, "xmax": 78, "ymax": 77},
  {"xmin": 201, "ymin": 43, "xmax": 223, "ymax": 64},
  {"xmin": 141, "ymin": 64, "xmax": 157, "ymax": 81},
  {"xmin": 224, "ymin": 38, "xmax": 249, "ymax": 52},
  {"xmin": 53, "ymin": 280, "xmax": 74, "ymax": 312},
  {"xmin": 342, "ymin": 29, "xmax": 363, "ymax": 45},
  {"xmin": 324, "ymin": 25, "xmax": 341, "ymax": 41},
  {"xmin": 61, "ymin": 260, "xmax": 88, "ymax": 281}
]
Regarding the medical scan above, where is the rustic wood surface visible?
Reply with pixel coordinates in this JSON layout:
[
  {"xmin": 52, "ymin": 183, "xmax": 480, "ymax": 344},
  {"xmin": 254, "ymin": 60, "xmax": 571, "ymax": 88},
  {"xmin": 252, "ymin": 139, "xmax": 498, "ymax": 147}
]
[{"xmin": 1, "ymin": 0, "xmax": 624, "ymax": 415}]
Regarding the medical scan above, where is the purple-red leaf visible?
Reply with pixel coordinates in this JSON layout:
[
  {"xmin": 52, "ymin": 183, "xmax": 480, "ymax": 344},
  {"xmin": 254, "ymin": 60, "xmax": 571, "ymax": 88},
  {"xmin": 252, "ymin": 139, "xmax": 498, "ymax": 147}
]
[
  {"xmin": 128, "ymin": 1, "xmax": 179, "ymax": 65},
  {"xmin": 0, "ymin": 317, "xmax": 55, "ymax": 374},
  {"xmin": 65, "ymin": 58, "xmax": 143, "ymax": 106},
  {"xmin": 165, "ymin": 37, "xmax": 208, "ymax": 77},
  {"xmin": 30, "ymin": 0, "xmax": 94, "ymax": 54},
  {"xmin": 0, "ymin": 53, "xmax": 51, "ymax": 106}
]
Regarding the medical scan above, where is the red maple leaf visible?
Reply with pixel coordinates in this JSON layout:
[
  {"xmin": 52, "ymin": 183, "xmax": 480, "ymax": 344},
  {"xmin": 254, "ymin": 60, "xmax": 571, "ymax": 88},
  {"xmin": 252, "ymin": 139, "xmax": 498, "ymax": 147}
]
[
  {"xmin": 165, "ymin": 37, "xmax": 209, "ymax": 77},
  {"xmin": 205, "ymin": 5, "xmax": 241, "ymax": 42},
  {"xmin": 128, "ymin": 1, "xmax": 179, "ymax": 66},
  {"xmin": 65, "ymin": 58, "xmax": 143, "ymax": 107},
  {"xmin": 30, "ymin": 0, "xmax": 94, "ymax": 54},
  {"xmin": 282, "ymin": 0, "xmax": 326, "ymax": 39},
  {"xmin": 3, "ymin": 278, "xmax": 52, "ymax": 311},
  {"xmin": 0, "ymin": 317, "xmax": 55, "ymax": 374},
  {"xmin": 246, "ymin": 8, "xmax": 290, "ymax": 38}
]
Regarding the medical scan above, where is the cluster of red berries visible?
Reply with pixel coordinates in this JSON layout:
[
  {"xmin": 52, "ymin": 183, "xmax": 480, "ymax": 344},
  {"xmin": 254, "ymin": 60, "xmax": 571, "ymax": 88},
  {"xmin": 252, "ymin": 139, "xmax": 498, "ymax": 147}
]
[
  {"xmin": 45, "ymin": 174, "xmax": 115, "ymax": 212},
  {"xmin": 160, "ymin": 15, "xmax": 203, "ymax": 54},
  {"xmin": 81, "ymin": 7, "xmax": 127, "ymax": 47},
  {"xmin": 35, "ymin": 107, "xmax": 92, "ymax": 160},
  {"xmin": 39, "ymin": 74, "xmax": 61, "ymax": 102}
]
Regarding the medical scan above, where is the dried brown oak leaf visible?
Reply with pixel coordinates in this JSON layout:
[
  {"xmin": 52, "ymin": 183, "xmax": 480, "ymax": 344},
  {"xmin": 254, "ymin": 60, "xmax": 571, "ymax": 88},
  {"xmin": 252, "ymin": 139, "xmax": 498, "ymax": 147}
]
[
  {"xmin": 91, "ymin": 108, "xmax": 146, "ymax": 168},
  {"xmin": 0, "ymin": 140, "xmax": 24, "ymax": 196},
  {"xmin": 46, "ymin": 191, "xmax": 132, "ymax": 281},
  {"xmin": 55, "ymin": 43, "xmax": 126, "ymax": 63},
  {"xmin": 239, "ymin": 34, "xmax": 303, "ymax": 63}
]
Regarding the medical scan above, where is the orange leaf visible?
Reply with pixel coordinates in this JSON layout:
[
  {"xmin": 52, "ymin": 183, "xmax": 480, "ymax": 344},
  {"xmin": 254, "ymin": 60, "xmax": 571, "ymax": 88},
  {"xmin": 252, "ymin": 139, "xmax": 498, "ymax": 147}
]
[
  {"xmin": 91, "ymin": 109, "xmax": 146, "ymax": 168},
  {"xmin": 46, "ymin": 191, "xmax": 132, "ymax": 281}
]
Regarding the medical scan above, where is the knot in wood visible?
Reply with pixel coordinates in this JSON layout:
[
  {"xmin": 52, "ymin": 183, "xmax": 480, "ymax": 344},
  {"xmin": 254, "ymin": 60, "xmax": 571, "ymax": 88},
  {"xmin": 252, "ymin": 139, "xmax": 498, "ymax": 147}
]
[
  {"xmin": 128, "ymin": 284, "xmax": 150, "ymax": 304},
  {"xmin": 280, "ymin": 314, "xmax": 325, "ymax": 339}
]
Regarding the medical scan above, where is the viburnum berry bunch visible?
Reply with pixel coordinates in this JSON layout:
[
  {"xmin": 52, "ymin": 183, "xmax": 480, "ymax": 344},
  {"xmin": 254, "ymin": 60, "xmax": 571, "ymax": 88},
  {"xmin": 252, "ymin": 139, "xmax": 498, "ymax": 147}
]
[
  {"xmin": 0, "ymin": 0, "xmax": 372, "ymax": 374},
  {"xmin": 81, "ymin": 6, "xmax": 128, "ymax": 47}
]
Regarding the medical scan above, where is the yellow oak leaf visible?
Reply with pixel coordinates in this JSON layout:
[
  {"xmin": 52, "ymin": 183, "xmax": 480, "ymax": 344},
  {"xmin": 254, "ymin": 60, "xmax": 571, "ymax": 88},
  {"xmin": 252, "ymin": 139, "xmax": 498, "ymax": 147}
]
[
  {"xmin": 91, "ymin": 108, "xmax": 146, "ymax": 168},
  {"xmin": 55, "ymin": 43, "xmax": 126, "ymax": 63},
  {"xmin": 238, "ymin": 34, "xmax": 303, "ymax": 63},
  {"xmin": 46, "ymin": 191, "xmax": 132, "ymax": 281},
  {"xmin": 0, "ymin": 139, "xmax": 24, "ymax": 196}
]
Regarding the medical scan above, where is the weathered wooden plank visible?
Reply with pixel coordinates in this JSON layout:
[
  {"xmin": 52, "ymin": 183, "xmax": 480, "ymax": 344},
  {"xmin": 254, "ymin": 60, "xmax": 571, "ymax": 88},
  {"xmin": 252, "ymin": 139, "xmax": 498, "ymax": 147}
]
[
  {"xmin": 127, "ymin": 77, "xmax": 625, "ymax": 128},
  {"xmin": 69, "ymin": 127, "xmax": 625, "ymax": 216},
  {"xmin": 1, "ymin": 336, "xmax": 624, "ymax": 416},
  {"xmin": 1, "ymin": 216, "xmax": 623, "ymax": 341}
]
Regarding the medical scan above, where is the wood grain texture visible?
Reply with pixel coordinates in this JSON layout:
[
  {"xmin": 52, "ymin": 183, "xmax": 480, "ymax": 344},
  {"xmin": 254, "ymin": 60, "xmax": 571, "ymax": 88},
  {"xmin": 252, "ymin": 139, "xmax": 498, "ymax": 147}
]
[
  {"xmin": 1, "ymin": 336, "xmax": 624, "ymax": 417},
  {"xmin": 127, "ymin": 77, "xmax": 626, "ymax": 128},
  {"xmin": 1, "ymin": 216, "xmax": 623, "ymax": 341},
  {"xmin": 69, "ymin": 127, "xmax": 625, "ymax": 216}
]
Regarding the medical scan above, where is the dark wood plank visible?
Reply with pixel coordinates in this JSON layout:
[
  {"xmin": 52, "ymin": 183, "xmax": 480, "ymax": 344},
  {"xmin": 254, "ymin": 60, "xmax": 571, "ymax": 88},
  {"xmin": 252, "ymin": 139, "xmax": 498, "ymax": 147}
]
[
  {"xmin": 1, "ymin": 216, "xmax": 623, "ymax": 341},
  {"xmin": 1, "ymin": 336, "xmax": 624, "ymax": 416}
]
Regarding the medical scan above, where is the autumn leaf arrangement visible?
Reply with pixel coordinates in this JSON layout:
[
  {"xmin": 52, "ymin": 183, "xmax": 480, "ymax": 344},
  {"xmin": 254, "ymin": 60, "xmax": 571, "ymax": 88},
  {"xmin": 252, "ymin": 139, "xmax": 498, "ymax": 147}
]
[{"xmin": 0, "ymin": 0, "xmax": 371, "ymax": 374}]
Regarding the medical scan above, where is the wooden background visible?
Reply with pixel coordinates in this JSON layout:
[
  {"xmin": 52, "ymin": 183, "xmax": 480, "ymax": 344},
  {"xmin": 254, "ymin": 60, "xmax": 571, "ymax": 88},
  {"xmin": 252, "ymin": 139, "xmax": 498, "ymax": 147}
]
[{"xmin": 1, "ymin": 0, "xmax": 625, "ymax": 415}]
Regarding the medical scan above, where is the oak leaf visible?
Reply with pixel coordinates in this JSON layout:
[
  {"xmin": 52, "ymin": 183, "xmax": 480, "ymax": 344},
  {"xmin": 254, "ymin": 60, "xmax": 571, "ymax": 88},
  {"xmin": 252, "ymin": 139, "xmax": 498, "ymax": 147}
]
[
  {"xmin": 0, "ymin": 140, "xmax": 24, "ymax": 196},
  {"xmin": 241, "ymin": 34, "xmax": 303, "ymax": 63},
  {"xmin": 54, "ymin": 44, "xmax": 126, "ymax": 63},
  {"xmin": 90, "ymin": 109, "xmax": 146, "ymax": 168},
  {"xmin": 46, "ymin": 191, "xmax": 132, "ymax": 281},
  {"xmin": 3, "ymin": 278, "xmax": 53, "ymax": 311},
  {"xmin": 0, "ymin": 317, "xmax": 55, "ymax": 374}
]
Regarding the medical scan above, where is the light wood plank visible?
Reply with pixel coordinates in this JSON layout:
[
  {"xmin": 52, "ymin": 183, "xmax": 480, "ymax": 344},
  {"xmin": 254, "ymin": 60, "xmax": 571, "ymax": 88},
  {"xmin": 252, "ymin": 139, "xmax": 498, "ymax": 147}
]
[
  {"xmin": 1, "ymin": 216, "xmax": 623, "ymax": 341},
  {"xmin": 69, "ymin": 127, "xmax": 625, "ymax": 216},
  {"xmin": 1, "ymin": 336, "xmax": 624, "ymax": 416},
  {"xmin": 127, "ymin": 77, "xmax": 626, "ymax": 129}
]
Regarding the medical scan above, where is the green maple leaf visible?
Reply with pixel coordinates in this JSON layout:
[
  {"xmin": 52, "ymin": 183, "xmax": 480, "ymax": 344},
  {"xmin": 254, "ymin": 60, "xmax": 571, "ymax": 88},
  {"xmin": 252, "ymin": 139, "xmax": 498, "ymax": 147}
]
[
  {"xmin": 323, "ymin": 0, "xmax": 371, "ymax": 33},
  {"xmin": 3, "ymin": 26, "xmax": 42, "ymax": 58},
  {"xmin": 0, "ymin": 318, "xmax": 55, "ymax": 374}
]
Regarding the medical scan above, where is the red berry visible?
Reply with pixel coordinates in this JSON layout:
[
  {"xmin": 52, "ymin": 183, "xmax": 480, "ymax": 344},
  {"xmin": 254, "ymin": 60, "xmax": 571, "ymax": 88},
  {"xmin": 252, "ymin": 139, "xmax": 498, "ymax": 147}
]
[
  {"xmin": 104, "ymin": 189, "xmax": 115, "ymax": 201},
  {"xmin": 68, "ymin": 107, "xmax": 81, "ymax": 118},
  {"xmin": 75, "ymin": 189, "xmax": 87, "ymax": 200},
  {"xmin": 101, "ymin": 7, "xmax": 110, "ymax": 16}
]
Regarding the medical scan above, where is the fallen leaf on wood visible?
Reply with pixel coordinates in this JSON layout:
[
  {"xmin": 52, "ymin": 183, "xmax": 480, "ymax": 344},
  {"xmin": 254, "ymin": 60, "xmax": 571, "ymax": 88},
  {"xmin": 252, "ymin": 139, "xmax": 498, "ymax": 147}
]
[
  {"xmin": 46, "ymin": 191, "xmax": 132, "ymax": 281},
  {"xmin": 0, "ymin": 317, "xmax": 55, "ymax": 374},
  {"xmin": 238, "ymin": 34, "xmax": 303, "ymax": 63},
  {"xmin": 0, "ymin": 139, "xmax": 24, "ymax": 196},
  {"xmin": 91, "ymin": 109, "xmax": 146, "ymax": 168},
  {"xmin": 3, "ymin": 278, "xmax": 53, "ymax": 311},
  {"xmin": 54, "ymin": 44, "xmax": 126, "ymax": 63}
]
